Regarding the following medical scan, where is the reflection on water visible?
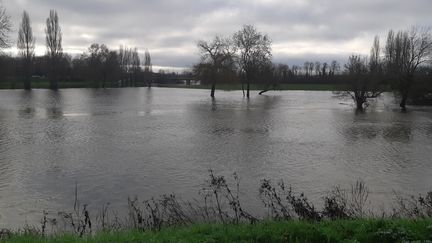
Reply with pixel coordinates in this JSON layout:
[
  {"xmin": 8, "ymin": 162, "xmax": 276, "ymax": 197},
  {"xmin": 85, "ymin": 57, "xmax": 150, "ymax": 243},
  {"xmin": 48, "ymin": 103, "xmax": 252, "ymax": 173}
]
[{"xmin": 0, "ymin": 88, "xmax": 432, "ymax": 228}]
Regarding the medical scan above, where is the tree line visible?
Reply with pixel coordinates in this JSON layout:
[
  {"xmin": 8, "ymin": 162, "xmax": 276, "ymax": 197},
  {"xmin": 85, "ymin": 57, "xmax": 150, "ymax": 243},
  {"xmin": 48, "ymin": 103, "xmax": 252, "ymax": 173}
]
[
  {"xmin": 1, "ymin": 4, "xmax": 432, "ymax": 110},
  {"xmin": 0, "ymin": 7, "xmax": 154, "ymax": 89},
  {"xmin": 195, "ymin": 25, "xmax": 432, "ymax": 110}
]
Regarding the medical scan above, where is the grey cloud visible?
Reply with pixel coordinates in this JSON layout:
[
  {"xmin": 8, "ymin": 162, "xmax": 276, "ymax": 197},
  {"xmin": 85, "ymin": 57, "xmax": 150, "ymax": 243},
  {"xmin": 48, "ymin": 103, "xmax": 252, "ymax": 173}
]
[{"xmin": 3, "ymin": 0, "xmax": 432, "ymax": 68}]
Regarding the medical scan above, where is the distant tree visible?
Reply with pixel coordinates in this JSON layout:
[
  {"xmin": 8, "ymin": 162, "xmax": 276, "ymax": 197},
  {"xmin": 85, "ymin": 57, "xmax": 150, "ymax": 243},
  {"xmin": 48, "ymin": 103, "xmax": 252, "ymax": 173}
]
[
  {"xmin": 0, "ymin": 3, "xmax": 11, "ymax": 50},
  {"xmin": 105, "ymin": 50, "xmax": 120, "ymax": 87},
  {"xmin": 233, "ymin": 25, "xmax": 272, "ymax": 98},
  {"xmin": 71, "ymin": 54, "xmax": 89, "ymax": 83},
  {"xmin": 368, "ymin": 36, "xmax": 385, "ymax": 88},
  {"xmin": 17, "ymin": 11, "xmax": 35, "ymax": 90},
  {"xmin": 308, "ymin": 62, "xmax": 314, "ymax": 76},
  {"xmin": 321, "ymin": 62, "xmax": 328, "ymax": 76},
  {"xmin": 87, "ymin": 43, "xmax": 112, "ymax": 87},
  {"xmin": 57, "ymin": 53, "xmax": 72, "ymax": 82},
  {"xmin": 144, "ymin": 49, "xmax": 152, "ymax": 87},
  {"xmin": 303, "ymin": 62, "xmax": 310, "ymax": 76},
  {"xmin": 385, "ymin": 27, "xmax": 432, "ymax": 109},
  {"xmin": 45, "ymin": 10, "xmax": 63, "ymax": 90},
  {"xmin": 131, "ymin": 48, "xmax": 141, "ymax": 86},
  {"xmin": 291, "ymin": 65, "xmax": 300, "ymax": 76},
  {"xmin": 369, "ymin": 36, "xmax": 382, "ymax": 73},
  {"xmin": 119, "ymin": 45, "xmax": 132, "ymax": 86},
  {"xmin": 314, "ymin": 61, "xmax": 321, "ymax": 76},
  {"xmin": 88, "ymin": 43, "xmax": 101, "ymax": 86},
  {"xmin": 329, "ymin": 60, "xmax": 340, "ymax": 76},
  {"xmin": 336, "ymin": 55, "xmax": 383, "ymax": 110},
  {"xmin": 259, "ymin": 63, "xmax": 288, "ymax": 94},
  {"xmin": 196, "ymin": 35, "xmax": 236, "ymax": 97}
]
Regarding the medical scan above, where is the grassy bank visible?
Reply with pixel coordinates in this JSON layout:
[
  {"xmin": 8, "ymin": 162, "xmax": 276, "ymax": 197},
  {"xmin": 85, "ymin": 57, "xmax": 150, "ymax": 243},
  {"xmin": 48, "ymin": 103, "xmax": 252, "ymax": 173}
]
[{"xmin": 4, "ymin": 219, "xmax": 432, "ymax": 242}]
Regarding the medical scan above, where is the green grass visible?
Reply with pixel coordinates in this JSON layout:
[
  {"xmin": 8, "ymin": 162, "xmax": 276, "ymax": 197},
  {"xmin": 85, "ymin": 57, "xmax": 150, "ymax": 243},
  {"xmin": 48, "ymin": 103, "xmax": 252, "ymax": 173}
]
[
  {"xmin": 161, "ymin": 83, "xmax": 348, "ymax": 91},
  {"xmin": 0, "ymin": 79, "xmax": 91, "ymax": 89},
  {"xmin": 0, "ymin": 80, "xmax": 348, "ymax": 91},
  {"xmin": 4, "ymin": 219, "xmax": 432, "ymax": 243}
]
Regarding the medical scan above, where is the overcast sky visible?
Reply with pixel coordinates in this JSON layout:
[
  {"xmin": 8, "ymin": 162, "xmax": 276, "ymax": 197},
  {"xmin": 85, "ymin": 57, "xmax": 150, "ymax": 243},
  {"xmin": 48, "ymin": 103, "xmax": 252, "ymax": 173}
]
[{"xmin": 2, "ymin": 0, "xmax": 432, "ymax": 70}]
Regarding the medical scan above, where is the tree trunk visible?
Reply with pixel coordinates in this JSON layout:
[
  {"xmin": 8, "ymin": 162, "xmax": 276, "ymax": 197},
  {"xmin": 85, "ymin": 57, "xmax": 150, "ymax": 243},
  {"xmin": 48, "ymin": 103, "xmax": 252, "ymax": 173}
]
[
  {"xmin": 259, "ymin": 84, "xmax": 270, "ymax": 95},
  {"xmin": 356, "ymin": 102, "xmax": 364, "ymax": 111},
  {"xmin": 246, "ymin": 83, "xmax": 250, "ymax": 98},
  {"xmin": 259, "ymin": 90, "xmax": 269, "ymax": 95},
  {"xmin": 210, "ymin": 83, "xmax": 216, "ymax": 98},
  {"xmin": 399, "ymin": 76, "xmax": 412, "ymax": 110},
  {"xmin": 400, "ymin": 93, "xmax": 408, "ymax": 110},
  {"xmin": 355, "ymin": 96, "xmax": 364, "ymax": 111},
  {"xmin": 242, "ymin": 82, "xmax": 245, "ymax": 97}
]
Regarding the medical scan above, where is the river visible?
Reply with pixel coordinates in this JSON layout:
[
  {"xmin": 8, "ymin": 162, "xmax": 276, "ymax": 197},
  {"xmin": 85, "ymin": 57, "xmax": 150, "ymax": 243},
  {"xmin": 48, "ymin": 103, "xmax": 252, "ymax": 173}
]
[{"xmin": 1, "ymin": 87, "xmax": 432, "ymax": 228}]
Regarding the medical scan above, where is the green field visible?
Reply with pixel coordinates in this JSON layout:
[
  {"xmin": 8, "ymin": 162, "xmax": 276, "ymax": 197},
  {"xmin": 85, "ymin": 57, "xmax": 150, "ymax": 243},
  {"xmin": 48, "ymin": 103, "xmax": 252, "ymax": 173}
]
[
  {"xmin": 0, "ymin": 79, "xmax": 348, "ymax": 91},
  {"xmin": 160, "ymin": 83, "xmax": 349, "ymax": 91},
  {"xmin": 3, "ymin": 219, "xmax": 432, "ymax": 243},
  {"xmin": 0, "ymin": 78, "xmax": 91, "ymax": 89}
]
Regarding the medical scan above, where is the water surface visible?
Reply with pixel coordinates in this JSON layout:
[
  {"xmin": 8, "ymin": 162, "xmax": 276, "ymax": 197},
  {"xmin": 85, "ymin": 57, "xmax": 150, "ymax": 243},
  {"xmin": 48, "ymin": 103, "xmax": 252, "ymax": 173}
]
[{"xmin": 0, "ymin": 88, "xmax": 431, "ymax": 227}]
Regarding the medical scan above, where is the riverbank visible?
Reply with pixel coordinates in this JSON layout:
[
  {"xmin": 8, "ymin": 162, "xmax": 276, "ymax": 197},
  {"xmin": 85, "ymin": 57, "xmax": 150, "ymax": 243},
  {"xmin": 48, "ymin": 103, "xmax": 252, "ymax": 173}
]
[{"xmin": 3, "ymin": 219, "xmax": 432, "ymax": 242}]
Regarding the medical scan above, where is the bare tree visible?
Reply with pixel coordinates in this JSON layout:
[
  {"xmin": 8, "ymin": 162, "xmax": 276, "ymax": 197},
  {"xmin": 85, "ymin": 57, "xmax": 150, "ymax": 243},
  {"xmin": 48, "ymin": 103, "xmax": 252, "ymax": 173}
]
[
  {"xmin": 321, "ymin": 62, "xmax": 328, "ymax": 76},
  {"xmin": 131, "ymin": 48, "xmax": 141, "ymax": 87},
  {"xmin": 144, "ymin": 49, "xmax": 152, "ymax": 87},
  {"xmin": 0, "ymin": 3, "xmax": 11, "ymax": 50},
  {"xmin": 233, "ymin": 25, "xmax": 272, "ymax": 98},
  {"xmin": 303, "ymin": 62, "xmax": 310, "ymax": 76},
  {"xmin": 45, "ymin": 10, "xmax": 63, "ymax": 90},
  {"xmin": 314, "ymin": 61, "xmax": 321, "ymax": 76},
  {"xmin": 118, "ymin": 45, "xmax": 134, "ymax": 87},
  {"xmin": 291, "ymin": 65, "xmax": 300, "ymax": 76},
  {"xmin": 335, "ymin": 55, "xmax": 383, "ymax": 110},
  {"xmin": 385, "ymin": 27, "xmax": 432, "ymax": 110},
  {"xmin": 196, "ymin": 36, "xmax": 236, "ymax": 97},
  {"xmin": 329, "ymin": 60, "xmax": 340, "ymax": 76},
  {"xmin": 369, "ymin": 36, "xmax": 381, "ymax": 73},
  {"xmin": 17, "ymin": 11, "xmax": 35, "ymax": 90},
  {"xmin": 308, "ymin": 62, "xmax": 314, "ymax": 76},
  {"xmin": 118, "ymin": 45, "xmax": 128, "ymax": 86}
]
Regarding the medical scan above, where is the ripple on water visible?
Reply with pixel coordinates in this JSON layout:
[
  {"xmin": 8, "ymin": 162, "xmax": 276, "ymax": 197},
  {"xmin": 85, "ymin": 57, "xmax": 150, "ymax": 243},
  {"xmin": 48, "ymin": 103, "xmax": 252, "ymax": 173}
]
[{"xmin": 0, "ymin": 89, "xmax": 431, "ymax": 228}]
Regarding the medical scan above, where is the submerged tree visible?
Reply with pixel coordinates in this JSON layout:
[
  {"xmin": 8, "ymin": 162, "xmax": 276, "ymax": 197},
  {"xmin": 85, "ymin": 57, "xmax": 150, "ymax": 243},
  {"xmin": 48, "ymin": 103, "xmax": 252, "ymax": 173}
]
[
  {"xmin": 196, "ymin": 36, "xmax": 237, "ymax": 98},
  {"xmin": 233, "ymin": 25, "xmax": 272, "ymax": 98},
  {"xmin": 17, "ymin": 11, "xmax": 35, "ymax": 90},
  {"xmin": 45, "ymin": 10, "xmax": 63, "ymax": 90},
  {"xmin": 337, "ymin": 55, "xmax": 383, "ymax": 111},
  {"xmin": 0, "ymin": 3, "xmax": 11, "ymax": 50},
  {"xmin": 385, "ymin": 27, "xmax": 432, "ymax": 110}
]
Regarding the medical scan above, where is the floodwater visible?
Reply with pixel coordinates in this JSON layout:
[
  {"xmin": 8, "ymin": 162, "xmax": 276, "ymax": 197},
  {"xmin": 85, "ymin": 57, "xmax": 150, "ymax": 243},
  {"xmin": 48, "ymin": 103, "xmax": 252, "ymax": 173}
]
[{"xmin": 0, "ymin": 88, "xmax": 432, "ymax": 228}]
